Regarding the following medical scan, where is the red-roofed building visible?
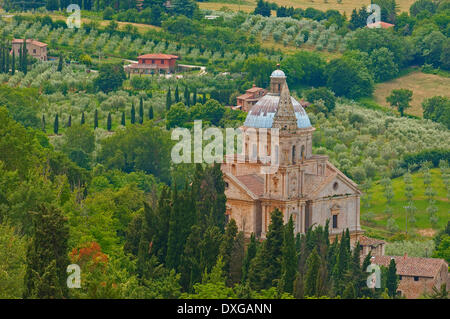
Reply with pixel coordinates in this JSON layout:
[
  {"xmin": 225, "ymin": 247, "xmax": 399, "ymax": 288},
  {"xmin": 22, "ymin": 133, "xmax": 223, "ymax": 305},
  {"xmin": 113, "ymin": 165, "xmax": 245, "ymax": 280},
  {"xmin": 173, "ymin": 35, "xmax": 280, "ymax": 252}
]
[
  {"xmin": 367, "ymin": 21, "xmax": 395, "ymax": 29},
  {"xmin": 370, "ymin": 254, "xmax": 448, "ymax": 298},
  {"xmin": 11, "ymin": 39, "xmax": 48, "ymax": 61},
  {"xmin": 125, "ymin": 53, "xmax": 179, "ymax": 75},
  {"xmin": 236, "ymin": 85, "xmax": 267, "ymax": 112}
]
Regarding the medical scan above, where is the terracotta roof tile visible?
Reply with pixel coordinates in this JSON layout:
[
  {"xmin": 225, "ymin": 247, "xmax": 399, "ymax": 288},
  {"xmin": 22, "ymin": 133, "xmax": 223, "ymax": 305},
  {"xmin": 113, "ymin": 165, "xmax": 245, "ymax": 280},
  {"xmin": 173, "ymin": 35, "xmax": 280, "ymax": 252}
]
[
  {"xmin": 371, "ymin": 255, "xmax": 447, "ymax": 278},
  {"xmin": 358, "ymin": 236, "xmax": 385, "ymax": 246},
  {"xmin": 12, "ymin": 39, "xmax": 47, "ymax": 47},
  {"xmin": 236, "ymin": 174, "xmax": 264, "ymax": 197},
  {"xmin": 138, "ymin": 53, "xmax": 178, "ymax": 59}
]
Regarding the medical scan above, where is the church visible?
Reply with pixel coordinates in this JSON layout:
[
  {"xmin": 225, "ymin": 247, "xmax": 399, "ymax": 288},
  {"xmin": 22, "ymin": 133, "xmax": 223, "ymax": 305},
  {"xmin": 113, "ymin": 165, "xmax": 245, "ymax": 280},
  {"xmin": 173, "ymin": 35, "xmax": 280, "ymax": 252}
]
[{"xmin": 221, "ymin": 67, "xmax": 363, "ymax": 242}]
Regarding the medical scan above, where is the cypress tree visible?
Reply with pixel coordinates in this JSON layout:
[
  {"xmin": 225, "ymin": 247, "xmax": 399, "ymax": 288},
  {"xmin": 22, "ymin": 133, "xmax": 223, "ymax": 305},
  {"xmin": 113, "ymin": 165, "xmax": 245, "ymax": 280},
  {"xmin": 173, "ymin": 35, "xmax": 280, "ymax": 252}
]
[
  {"xmin": 165, "ymin": 187, "xmax": 185, "ymax": 271},
  {"xmin": 94, "ymin": 109, "xmax": 98, "ymax": 129},
  {"xmin": 280, "ymin": 216, "xmax": 297, "ymax": 294},
  {"xmin": 166, "ymin": 87, "xmax": 172, "ymax": 111},
  {"xmin": 22, "ymin": 40, "xmax": 28, "ymax": 74},
  {"xmin": 242, "ymin": 233, "xmax": 257, "ymax": 283},
  {"xmin": 175, "ymin": 85, "xmax": 179, "ymax": 103},
  {"xmin": 11, "ymin": 50, "xmax": 15, "ymax": 75},
  {"xmin": 42, "ymin": 114, "xmax": 46, "ymax": 132},
  {"xmin": 53, "ymin": 114, "xmax": 58, "ymax": 134},
  {"xmin": 0, "ymin": 45, "xmax": 4, "ymax": 73},
  {"xmin": 247, "ymin": 208, "xmax": 284, "ymax": 290},
  {"xmin": 23, "ymin": 204, "xmax": 69, "ymax": 299},
  {"xmin": 139, "ymin": 97, "xmax": 144, "ymax": 124},
  {"xmin": 107, "ymin": 112, "xmax": 112, "ymax": 131},
  {"xmin": 304, "ymin": 247, "xmax": 321, "ymax": 297},
  {"xmin": 192, "ymin": 87, "xmax": 197, "ymax": 105},
  {"xmin": 57, "ymin": 53, "xmax": 63, "ymax": 72},
  {"xmin": 229, "ymin": 231, "xmax": 245, "ymax": 285},
  {"xmin": 5, "ymin": 47, "xmax": 10, "ymax": 74},
  {"xmin": 67, "ymin": 114, "xmax": 71, "ymax": 127},
  {"xmin": 184, "ymin": 86, "xmax": 190, "ymax": 107},
  {"xmin": 219, "ymin": 219, "xmax": 238, "ymax": 284},
  {"xmin": 18, "ymin": 41, "xmax": 22, "ymax": 73},
  {"xmin": 148, "ymin": 105, "xmax": 154, "ymax": 120},
  {"xmin": 121, "ymin": 111, "xmax": 125, "ymax": 126},
  {"xmin": 202, "ymin": 93, "xmax": 207, "ymax": 104},
  {"xmin": 80, "ymin": 112, "xmax": 85, "ymax": 125},
  {"xmin": 131, "ymin": 102, "xmax": 136, "ymax": 124},
  {"xmin": 386, "ymin": 258, "xmax": 398, "ymax": 298}
]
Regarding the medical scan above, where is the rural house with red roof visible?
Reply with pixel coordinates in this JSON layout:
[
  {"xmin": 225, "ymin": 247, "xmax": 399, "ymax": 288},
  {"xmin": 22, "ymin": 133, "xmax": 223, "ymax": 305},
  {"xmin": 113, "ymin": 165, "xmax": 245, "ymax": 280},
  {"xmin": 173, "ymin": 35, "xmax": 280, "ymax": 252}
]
[
  {"xmin": 11, "ymin": 39, "xmax": 48, "ymax": 61},
  {"xmin": 125, "ymin": 53, "xmax": 179, "ymax": 75},
  {"xmin": 371, "ymin": 254, "xmax": 448, "ymax": 298}
]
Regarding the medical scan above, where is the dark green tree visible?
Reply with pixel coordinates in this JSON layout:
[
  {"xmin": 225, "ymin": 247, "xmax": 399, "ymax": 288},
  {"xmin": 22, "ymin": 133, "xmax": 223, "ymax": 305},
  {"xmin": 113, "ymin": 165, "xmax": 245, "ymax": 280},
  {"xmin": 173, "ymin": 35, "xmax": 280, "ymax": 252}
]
[
  {"xmin": 81, "ymin": 112, "xmax": 85, "ymax": 125},
  {"xmin": 23, "ymin": 204, "xmax": 69, "ymax": 299},
  {"xmin": 53, "ymin": 113, "xmax": 58, "ymax": 134},
  {"xmin": 139, "ymin": 97, "xmax": 144, "ymax": 124},
  {"xmin": 121, "ymin": 111, "xmax": 125, "ymax": 126},
  {"xmin": 219, "ymin": 219, "xmax": 238, "ymax": 284},
  {"xmin": 280, "ymin": 216, "xmax": 297, "ymax": 294},
  {"xmin": 184, "ymin": 86, "xmax": 190, "ymax": 107},
  {"xmin": 175, "ymin": 85, "xmax": 180, "ymax": 103},
  {"xmin": 57, "ymin": 53, "xmax": 63, "ymax": 72},
  {"xmin": 131, "ymin": 102, "xmax": 136, "ymax": 124},
  {"xmin": 242, "ymin": 233, "xmax": 257, "ymax": 283},
  {"xmin": 166, "ymin": 87, "xmax": 172, "ymax": 111},
  {"xmin": 148, "ymin": 106, "xmax": 154, "ymax": 120},
  {"xmin": 386, "ymin": 258, "xmax": 399, "ymax": 298},
  {"xmin": 386, "ymin": 89, "xmax": 413, "ymax": 117},
  {"xmin": 107, "ymin": 112, "xmax": 112, "ymax": 131}
]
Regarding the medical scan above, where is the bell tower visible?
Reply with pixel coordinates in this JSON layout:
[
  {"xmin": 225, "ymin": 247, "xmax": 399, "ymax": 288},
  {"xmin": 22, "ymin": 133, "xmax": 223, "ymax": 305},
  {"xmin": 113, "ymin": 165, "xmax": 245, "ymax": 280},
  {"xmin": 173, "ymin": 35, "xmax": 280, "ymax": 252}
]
[{"xmin": 270, "ymin": 64, "xmax": 286, "ymax": 94}]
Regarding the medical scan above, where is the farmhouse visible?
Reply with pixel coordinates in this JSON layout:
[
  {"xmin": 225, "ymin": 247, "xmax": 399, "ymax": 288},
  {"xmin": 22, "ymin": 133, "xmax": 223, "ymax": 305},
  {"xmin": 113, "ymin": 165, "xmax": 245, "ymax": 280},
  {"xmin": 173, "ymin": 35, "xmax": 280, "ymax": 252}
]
[
  {"xmin": 11, "ymin": 39, "xmax": 48, "ymax": 61},
  {"xmin": 221, "ymin": 67, "xmax": 363, "ymax": 242},
  {"xmin": 371, "ymin": 254, "xmax": 448, "ymax": 298},
  {"xmin": 125, "ymin": 53, "xmax": 178, "ymax": 75},
  {"xmin": 236, "ymin": 85, "xmax": 268, "ymax": 112}
]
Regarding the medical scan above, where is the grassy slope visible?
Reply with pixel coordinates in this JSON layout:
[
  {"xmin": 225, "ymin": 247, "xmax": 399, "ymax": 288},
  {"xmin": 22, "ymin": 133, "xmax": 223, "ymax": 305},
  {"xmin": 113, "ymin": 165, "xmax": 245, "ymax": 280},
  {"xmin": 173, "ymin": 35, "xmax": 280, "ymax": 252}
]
[
  {"xmin": 361, "ymin": 168, "xmax": 449, "ymax": 239},
  {"xmin": 373, "ymin": 69, "xmax": 450, "ymax": 117},
  {"xmin": 198, "ymin": 0, "xmax": 417, "ymax": 16}
]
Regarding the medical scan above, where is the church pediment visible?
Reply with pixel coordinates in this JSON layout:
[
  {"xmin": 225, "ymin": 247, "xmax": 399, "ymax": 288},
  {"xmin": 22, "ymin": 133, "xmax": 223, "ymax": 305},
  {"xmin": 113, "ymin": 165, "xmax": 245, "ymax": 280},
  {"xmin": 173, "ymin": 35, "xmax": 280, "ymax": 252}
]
[
  {"xmin": 223, "ymin": 172, "xmax": 260, "ymax": 201},
  {"xmin": 311, "ymin": 163, "xmax": 361, "ymax": 199}
]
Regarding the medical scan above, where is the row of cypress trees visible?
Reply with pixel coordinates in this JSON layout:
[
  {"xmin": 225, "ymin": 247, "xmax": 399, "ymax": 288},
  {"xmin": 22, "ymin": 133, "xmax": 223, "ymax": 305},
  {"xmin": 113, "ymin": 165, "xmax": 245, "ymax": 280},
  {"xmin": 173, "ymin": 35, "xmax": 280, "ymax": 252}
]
[
  {"xmin": 166, "ymin": 85, "xmax": 206, "ymax": 110},
  {"xmin": 45, "ymin": 102, "xmax": 155, "ymax": 134},
  {"xmin": 0, "ymin": 39, "xmax": 30, "ymax": 75}
]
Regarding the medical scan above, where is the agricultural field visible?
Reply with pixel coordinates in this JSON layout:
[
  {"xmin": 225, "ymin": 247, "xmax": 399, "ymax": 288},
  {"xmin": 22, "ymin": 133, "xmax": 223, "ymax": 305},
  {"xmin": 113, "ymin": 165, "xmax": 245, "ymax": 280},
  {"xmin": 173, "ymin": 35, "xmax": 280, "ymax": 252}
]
[
  {"xmin": 374, "ymin": 69, "xmax": 450, "ymax": 117},
  {"xmin": 361, "ymin": 168, "xmax": 449, "ymax": 239},
  {"xmin": 198, "ymin": 0, "xmax": 417, "ymax": 16}
]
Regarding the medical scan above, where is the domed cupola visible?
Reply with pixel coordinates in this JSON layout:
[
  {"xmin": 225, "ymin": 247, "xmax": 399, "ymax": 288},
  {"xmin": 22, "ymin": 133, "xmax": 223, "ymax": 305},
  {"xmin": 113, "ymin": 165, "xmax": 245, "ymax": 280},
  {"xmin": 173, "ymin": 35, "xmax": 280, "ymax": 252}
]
[{"xmin": 243, "ymin": 67, "xmax": 312, "ymax": 129}]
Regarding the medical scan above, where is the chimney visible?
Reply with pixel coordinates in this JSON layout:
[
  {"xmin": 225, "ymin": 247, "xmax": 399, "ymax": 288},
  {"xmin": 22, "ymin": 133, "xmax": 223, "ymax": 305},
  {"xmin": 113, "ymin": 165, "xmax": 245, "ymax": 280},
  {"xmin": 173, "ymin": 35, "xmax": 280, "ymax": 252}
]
[{"xmin": 404, "ymin": 253, "xmax": 408, "ymax": 259}]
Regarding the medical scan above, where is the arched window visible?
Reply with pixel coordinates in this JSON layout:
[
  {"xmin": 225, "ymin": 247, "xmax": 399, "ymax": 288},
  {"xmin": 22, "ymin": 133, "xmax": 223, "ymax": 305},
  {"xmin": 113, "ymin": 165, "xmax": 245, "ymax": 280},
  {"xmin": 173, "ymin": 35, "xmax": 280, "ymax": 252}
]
[
  {"xmin": 300, "ymin": 145, "xmax": 305, "ymax": 162},
  {"xmin": 292, "ymin": 145, "xmax": 296, "ymax": 164}
]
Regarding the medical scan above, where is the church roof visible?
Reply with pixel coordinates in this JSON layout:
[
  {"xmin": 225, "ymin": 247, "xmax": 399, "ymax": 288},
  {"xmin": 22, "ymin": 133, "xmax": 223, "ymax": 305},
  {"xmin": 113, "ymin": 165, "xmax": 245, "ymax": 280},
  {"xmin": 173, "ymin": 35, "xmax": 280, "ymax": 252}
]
[
  {"xmin": 243, "ymin": 94, "xmax": 311, "ymax": 129},
  {"xmin": 236, "ymin": 174, "xmax": 264, "ymax": 197}
]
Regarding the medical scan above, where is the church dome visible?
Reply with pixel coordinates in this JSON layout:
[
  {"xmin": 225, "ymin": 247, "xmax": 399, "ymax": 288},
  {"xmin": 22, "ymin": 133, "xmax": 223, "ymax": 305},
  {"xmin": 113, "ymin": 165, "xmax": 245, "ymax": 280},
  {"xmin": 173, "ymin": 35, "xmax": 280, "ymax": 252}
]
[
  {"xmin": 270, "ymin": 69, "xmax": 286, "ymax": 78},
  {"xmin": 243, "ymin": 94, "xmax": 312, "ymax": 129}
]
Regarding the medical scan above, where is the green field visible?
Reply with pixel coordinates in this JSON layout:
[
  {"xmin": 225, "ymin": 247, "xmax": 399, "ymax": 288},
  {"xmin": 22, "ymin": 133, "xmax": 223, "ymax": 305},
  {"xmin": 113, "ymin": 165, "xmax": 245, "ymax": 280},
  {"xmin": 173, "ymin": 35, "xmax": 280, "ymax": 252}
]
[
  {"xmin": 361, "ymin": 168, "xmax": 449, "ymax": 239},
  {"xmin": 198, "ymin": 0, "xmax": 417, "ymax": 16}
]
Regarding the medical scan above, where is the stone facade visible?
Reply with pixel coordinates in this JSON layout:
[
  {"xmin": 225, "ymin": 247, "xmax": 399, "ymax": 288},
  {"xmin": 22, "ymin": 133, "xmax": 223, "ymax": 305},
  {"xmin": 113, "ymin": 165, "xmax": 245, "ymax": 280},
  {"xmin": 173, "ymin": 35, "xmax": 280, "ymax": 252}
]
[{"xmin": 221, "ymin": 68, "xmax": 363, "ymax": 242}]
